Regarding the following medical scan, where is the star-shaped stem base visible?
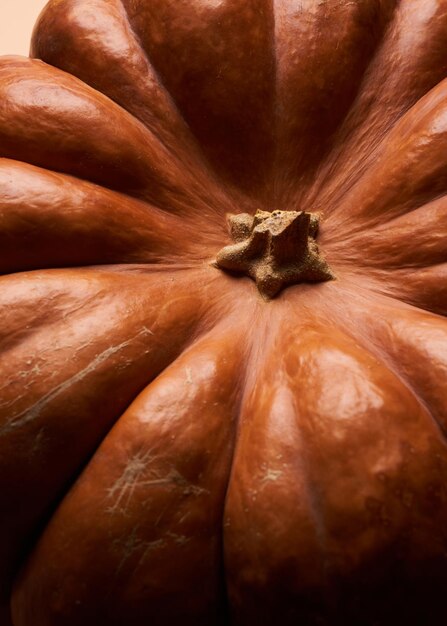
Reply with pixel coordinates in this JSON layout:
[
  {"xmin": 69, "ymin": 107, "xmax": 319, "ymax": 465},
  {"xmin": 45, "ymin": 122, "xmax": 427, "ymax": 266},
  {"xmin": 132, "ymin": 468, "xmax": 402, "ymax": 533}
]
[{"xmin": 213, "ymin": 210, "xmax": 334, "ymax": 299}]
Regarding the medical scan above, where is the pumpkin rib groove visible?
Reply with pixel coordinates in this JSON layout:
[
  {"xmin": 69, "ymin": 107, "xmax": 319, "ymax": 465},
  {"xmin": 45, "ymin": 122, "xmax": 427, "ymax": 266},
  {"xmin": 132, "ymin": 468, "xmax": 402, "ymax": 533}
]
[
  {"xmin": 370, "ymin": 191, "xmax": 447, "ymax": 229},
  {"xmin": 224, "ymin": 384, "xmax": 333, "ymax": 624},
  {"xmin": 324, "ymin": 274, "xmax": 447, "ymax": 327},
  {"xmin": 0, "ymin": 57, "xmax": 232, "ymax": 221},
  {"xmin": 324, "ymin": 197, "xmax": 447, "ymax": 276},
  {"xmin": 114, "ymin": 0, "xmax": 192, "ymax": 141},
  {"xmin": 114, "ymin": 0, "xmax": 214, "ymax": 170},
  {"xmin": 322, "ymin": 267, "xmax": 446, "ymax": 320},
  {"xmin": 112, "ymin": 0, "xmax": 189, "ymax": 132},
  {"xmin": 30, "ymin": 0, "xmax": 237, "ymax": 204},
  {"xmin": 0, "ymin": 160, "xmax": 221, "ymax": 274},
  {"xmin": 364, "ymin": 339, "xmax": 447, "ymax": 445},
  {"xmin": 324, "ymin": 191, "xmax": 447, "ymax": 255},
  {"xmin": 219, "ymin": 323, "xmax": 260, "ymax": 618},
  {"xmin": 361, "ymin": 308, "xmax": 447, "ymax": 437},
  {"xmin": 329, "ymin": 78, "xmax": 447, "ymax": 228},
  {"xmin": 216, "ymin": 320, "xmax": 255, "ymax": 626},
  {"xmin": 306, "ymin": 1, "xmax": 447, "ymax": 216},
  {"xmin": 353, "ymin": 265, "xmax": 447, "ymax": 318},
  {"xmin": 221, "ymin": 314, "xmax": 277, "ymax": 623},
  {"xmin": 270, "ymin": 0, "xmax": 278, "ymax": 206},
  {"xmin": 116, "ymin": 0, "xmax": 247, "ymax": 200},
  {"xmin": 317, "ymin": 0, "xmax": 398, "ymax": 143},
  {"xmin": 316, "ymin": 288, "xmax": 447, "ymax": 446},
  {"xmin": 119, "ymin": 0, "xmax": 277, "ymax": 200},
  {"xmin": 278, "ymin": 0, "xmax": 400, "ymax": 212},
  {"xmin": 286, "ymin": 379, "xmax": 331, "ymax": 598}
]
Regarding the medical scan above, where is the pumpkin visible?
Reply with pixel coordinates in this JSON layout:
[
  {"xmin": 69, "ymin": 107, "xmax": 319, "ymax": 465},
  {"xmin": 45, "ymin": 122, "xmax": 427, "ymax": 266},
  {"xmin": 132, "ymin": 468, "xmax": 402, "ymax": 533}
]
[{"xmin": 1, "ymin": 0, "xmax": 447, "ymax": 624}]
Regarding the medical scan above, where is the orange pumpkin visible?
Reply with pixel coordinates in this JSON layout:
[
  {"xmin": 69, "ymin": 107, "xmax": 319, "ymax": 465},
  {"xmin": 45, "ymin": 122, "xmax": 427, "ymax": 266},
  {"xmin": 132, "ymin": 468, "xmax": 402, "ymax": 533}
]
[{"xmin": 1, "ymin": 1, "xmax": 447, "ymax": 625}]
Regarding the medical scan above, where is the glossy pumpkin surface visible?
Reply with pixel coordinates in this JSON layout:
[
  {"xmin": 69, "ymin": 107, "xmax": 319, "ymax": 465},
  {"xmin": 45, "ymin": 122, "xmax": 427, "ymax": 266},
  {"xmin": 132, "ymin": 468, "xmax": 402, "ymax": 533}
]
[{"xmin": 1, "ymin": 1, "xmax": 447, "ymax": 625}]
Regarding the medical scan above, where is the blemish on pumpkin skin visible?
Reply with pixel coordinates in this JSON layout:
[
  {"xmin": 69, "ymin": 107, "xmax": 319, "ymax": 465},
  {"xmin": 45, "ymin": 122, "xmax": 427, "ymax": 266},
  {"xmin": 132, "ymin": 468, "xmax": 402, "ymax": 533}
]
[
  {"xmin": 178, "ymin": 511, "xmax": 191, "ymax": 524},
  {"xmin": 113, "ymin": 531, "xmax": 191, "ymax": 575},
  {"xmin": 113, "ymin": 528, "xmax": 168, "ymax": 575},
  {"xmin": 0, "ymin": 361, "xmax": 47, "ymax": 400},
  {"xmin": 185, "ymin": 367, "xmax": 193, "ymax": 384},
  {"xmin": 365, "ymin": 496, "xmax": 391, "ymax": 528},
  {"xmin": 112, "ymin": 525, "xmax": 145, "ymax": 575},
  {"xmin": 395, "ymin": 487, "xmax": 414, "ymax": 509},
  {"xmin": 0, "ymin": 327, "xmax": 154, "ymax": 436},
  {"xmin": 166, "ymin": 531, "xmax": 191, "ymax": 546},
  {"xmin": 261, "ymin": 469, "xmax": 283, "ymax": 483},
  {"xmin": 106, "ymin": 450, "xmax": 208, "ymax": 515},
  {"xmin": 106, "ymin": 449, "xmax": 156, "ymax": 515},
  {"xmin": 139, "ymin": 539, "xmax": 166, "ymax": 564},
  {"xmin": 28, "ymin": 427, "xmax": 47, "ymax": 459}
]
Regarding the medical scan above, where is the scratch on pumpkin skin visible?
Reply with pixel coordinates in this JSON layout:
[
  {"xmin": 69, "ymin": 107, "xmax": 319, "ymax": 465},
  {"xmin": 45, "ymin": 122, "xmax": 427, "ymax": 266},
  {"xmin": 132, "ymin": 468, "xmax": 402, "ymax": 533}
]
[
  {"xmin": 112, "ymin": 526, "xmax": 191, "ymax": 575},
  {"xmin": 178, "ymin": 511, "xmax": 191, "ymax": 524},
  {"xmin": 134, "ymin": 533, "xmax": 191, "ymax": 571},
  {"xmin": 0, "ymin": 364, "xmax": 42, "ymax": 397},
  {"xmin": 106, "ymin": 449, "xmax": 158, "ymax": 515},
  {"xmin": 260, "ymin": 469, "xmax": 283, "ymax": 483},
  {"xmin": 112, "ymin": 526, "xmax": 168, "ymax": 575},
  {"xmin": 166, "ymin": 532, "xmax": 191, "ymax": 546},
  {"xmin": 106, "ymin": 448, "xmax": 209, "ymax": 526},
  {"xmin": 0, "ymin": 327, "xmax": 154, "ymax": 437},
  {"xmin": 137, "ymin": 539, "xmax": 167, "ymax": 568},
  {"xmin": 185, "ymin": 367, "xmax": 193, "ymax": 384},
  {"xmin": 106, "ymin": 450, "xmax": 208, "ymax": 515},
  {"xmin": 112, "ymin": 525, "xmax": 144, "ymax": 575}
]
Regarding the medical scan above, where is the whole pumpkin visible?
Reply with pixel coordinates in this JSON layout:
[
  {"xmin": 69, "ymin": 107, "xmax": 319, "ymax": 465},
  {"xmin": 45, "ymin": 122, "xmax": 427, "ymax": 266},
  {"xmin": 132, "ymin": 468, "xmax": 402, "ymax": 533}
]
[{"xmin": 1, "ymin": 0, "xmax": 447, "ymax": 624}]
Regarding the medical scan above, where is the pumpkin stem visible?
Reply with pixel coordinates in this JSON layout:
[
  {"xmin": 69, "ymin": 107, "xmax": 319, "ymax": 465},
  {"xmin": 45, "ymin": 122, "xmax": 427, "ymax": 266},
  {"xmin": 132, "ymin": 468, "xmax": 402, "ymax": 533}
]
[{"xmin": 213, "ymin": 210, "xmax": 334, "ymax": 299}]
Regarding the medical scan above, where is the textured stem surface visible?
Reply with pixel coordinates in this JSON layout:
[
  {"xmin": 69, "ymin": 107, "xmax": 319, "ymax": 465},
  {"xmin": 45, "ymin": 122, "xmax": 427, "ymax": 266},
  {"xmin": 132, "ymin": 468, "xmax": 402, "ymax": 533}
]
[{"xmin": 214, "ymin": 210, "xmax": 334, "ymax": 298}]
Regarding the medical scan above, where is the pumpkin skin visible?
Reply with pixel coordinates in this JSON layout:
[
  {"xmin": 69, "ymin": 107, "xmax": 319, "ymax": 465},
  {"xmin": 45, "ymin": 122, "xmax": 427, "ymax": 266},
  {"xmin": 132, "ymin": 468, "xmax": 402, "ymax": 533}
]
[{"xmin": 1, "ymin": 0, "xmax": 447, "ymax": 624}]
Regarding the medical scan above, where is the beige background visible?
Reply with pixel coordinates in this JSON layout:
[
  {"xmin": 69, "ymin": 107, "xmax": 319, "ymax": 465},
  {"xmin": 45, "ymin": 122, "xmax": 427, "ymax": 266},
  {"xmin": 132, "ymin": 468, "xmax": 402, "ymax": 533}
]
[{"xmin": 0, "ymin": 0, "xmax": 48, "ymax": 57}]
